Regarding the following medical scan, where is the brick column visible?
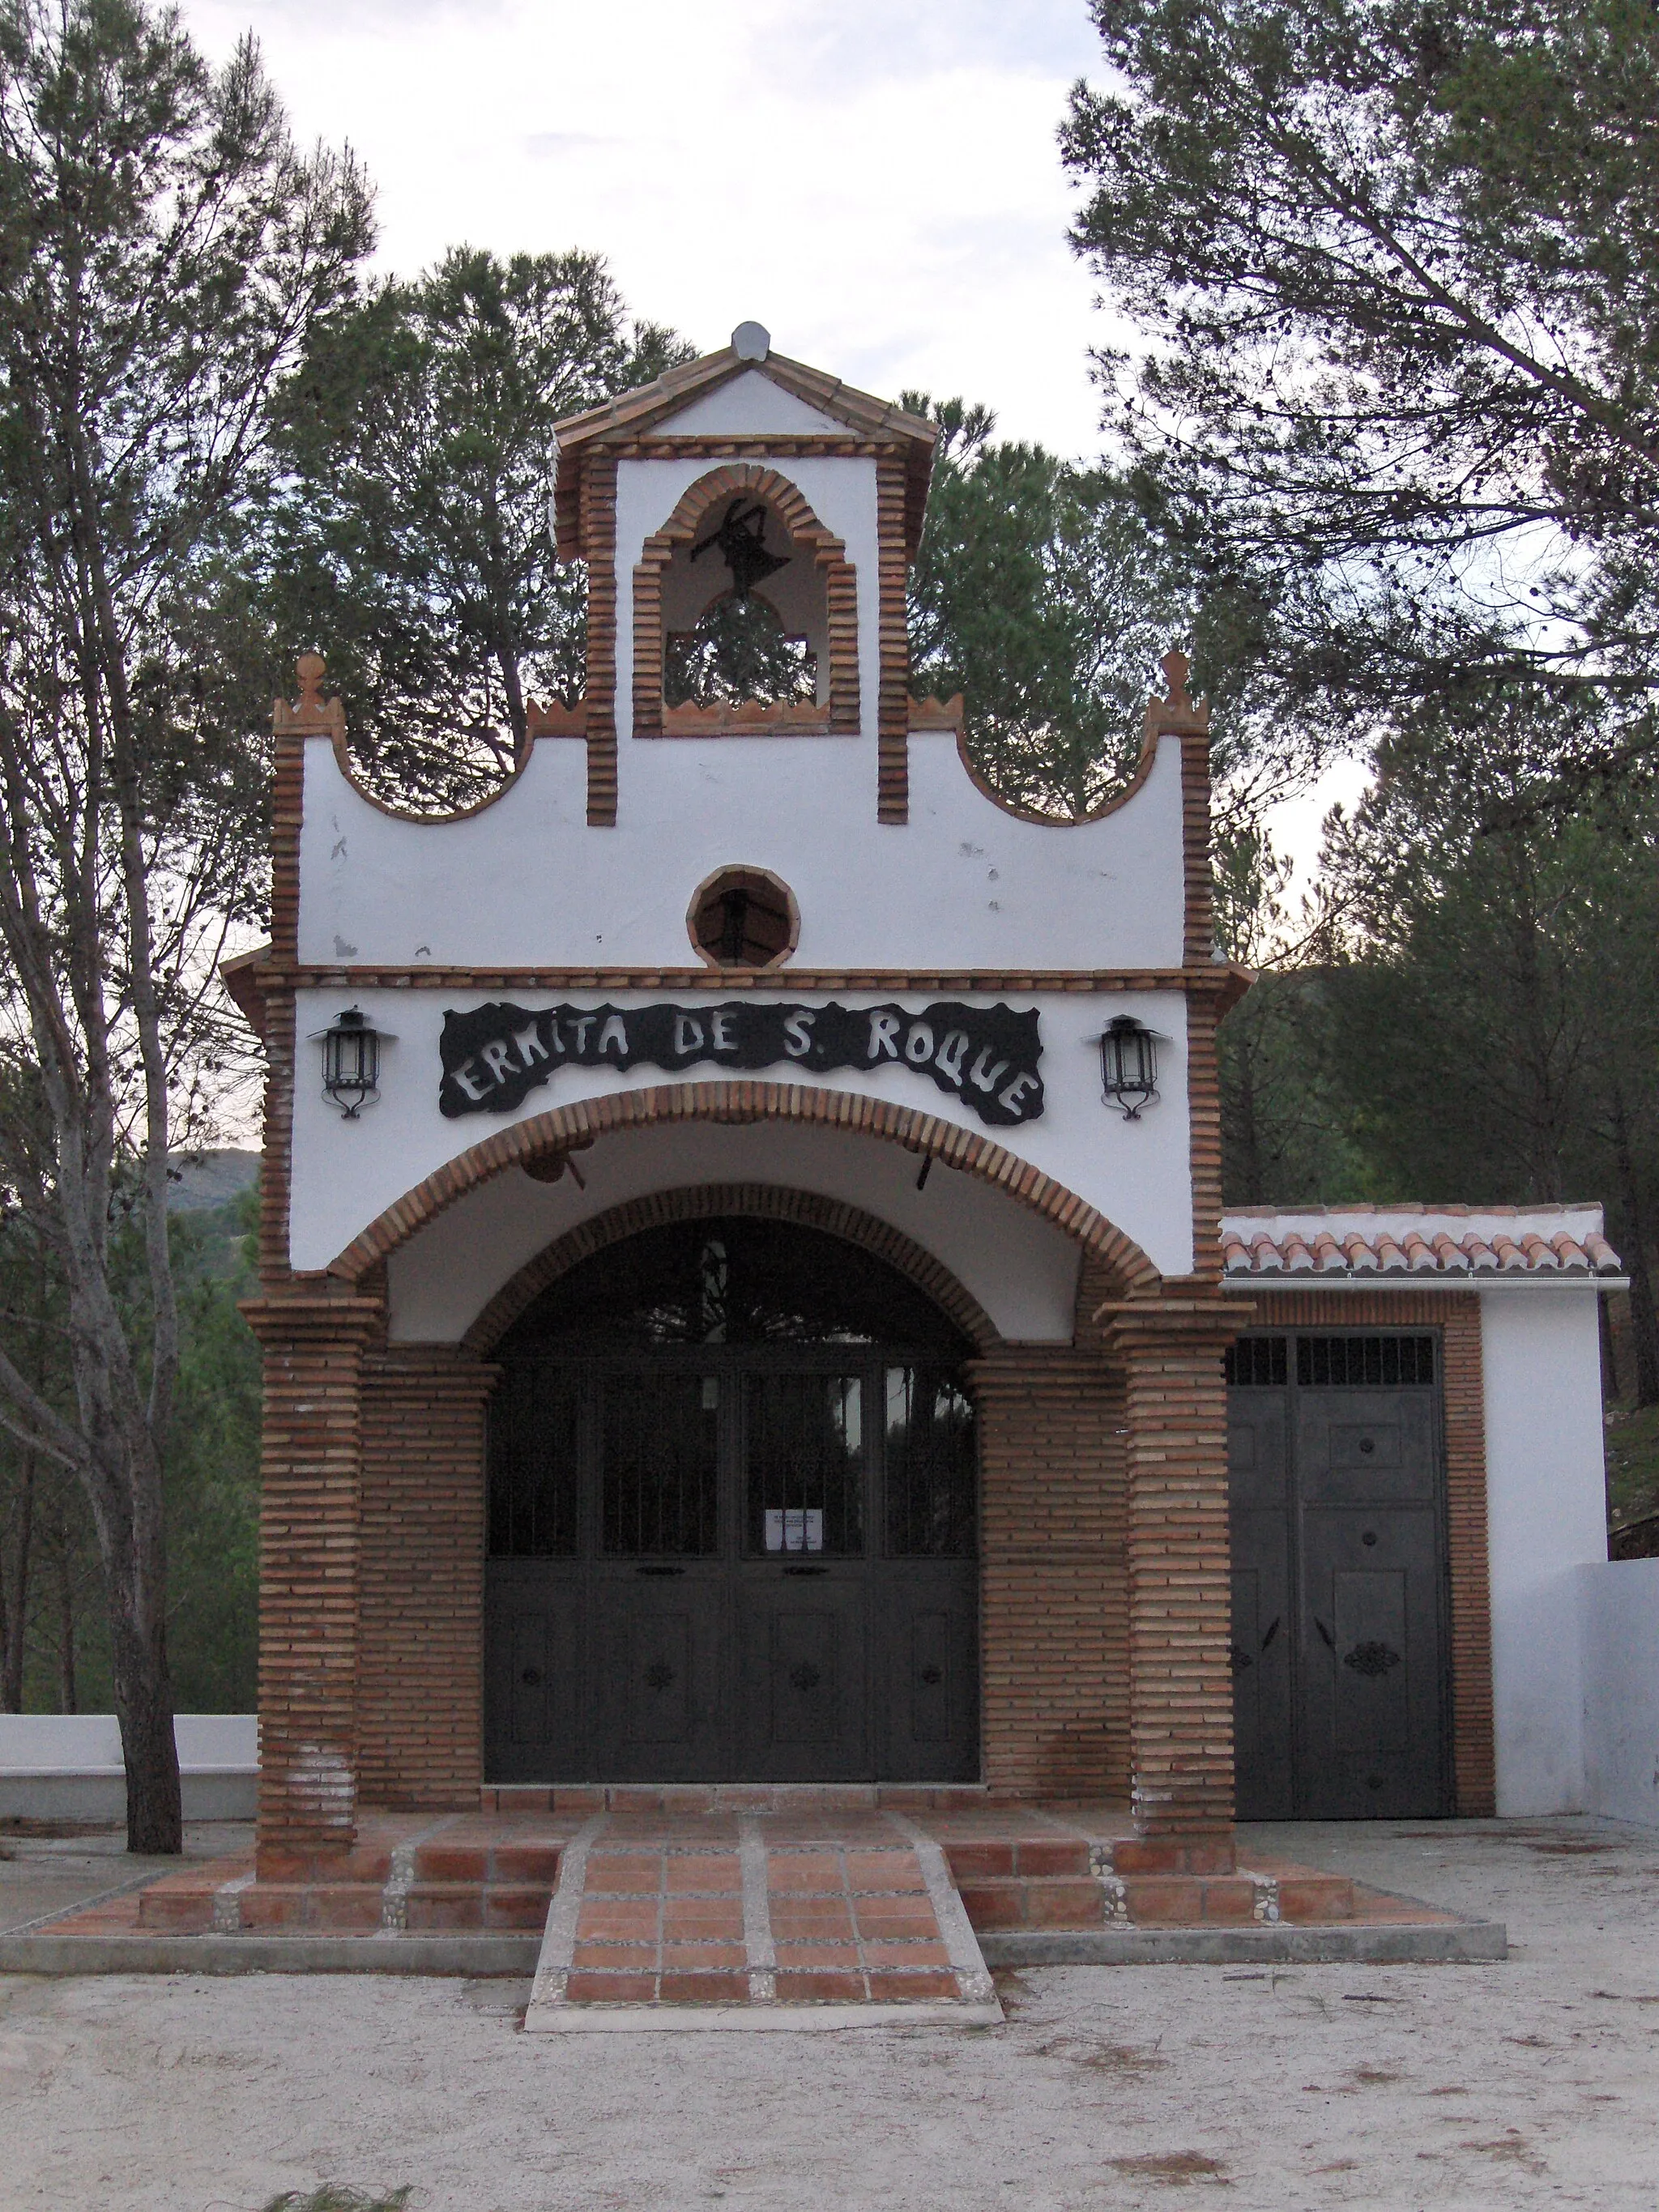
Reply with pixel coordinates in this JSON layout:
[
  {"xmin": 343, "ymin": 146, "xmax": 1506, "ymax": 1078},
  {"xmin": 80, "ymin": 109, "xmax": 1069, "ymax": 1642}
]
[
  {"xmin": 357, "ymin": 1347, "xmax": 500, "ymax": 1809},
  {"xmin": 1098, "ymin": 1297, "xmax": 1254, "ymax": 1871},
  {"xmin": 243, "ymin": 1293, "xmax": 384, "ymax": 1868},
  {"xmin": 970, "ymin": 1349, "xmax": 1130, "ymax": 1800}
]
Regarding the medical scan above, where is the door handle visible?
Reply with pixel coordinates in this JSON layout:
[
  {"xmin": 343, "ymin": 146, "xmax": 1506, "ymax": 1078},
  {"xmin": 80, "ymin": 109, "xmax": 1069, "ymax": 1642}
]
[
  {"xmin": 635, "ymin": 1564, "xmax": 685, "ymax": 1577},
  {"xmin": 783, "ymin": 1564, "xmax": 828, "ymax": 1577}
]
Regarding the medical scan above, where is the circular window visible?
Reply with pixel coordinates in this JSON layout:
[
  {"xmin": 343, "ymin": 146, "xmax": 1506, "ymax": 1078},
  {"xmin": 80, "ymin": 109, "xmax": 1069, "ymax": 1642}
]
[{"xmin": 688, "ymin": 866, "xmax": 799, "ymax": 969}]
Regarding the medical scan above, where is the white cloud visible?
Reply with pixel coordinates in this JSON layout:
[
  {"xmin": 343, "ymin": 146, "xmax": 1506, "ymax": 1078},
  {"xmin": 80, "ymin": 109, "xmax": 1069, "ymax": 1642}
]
[{"xmin": 185, "ymin": 0, "xmax": 1115, "ymax": 450}]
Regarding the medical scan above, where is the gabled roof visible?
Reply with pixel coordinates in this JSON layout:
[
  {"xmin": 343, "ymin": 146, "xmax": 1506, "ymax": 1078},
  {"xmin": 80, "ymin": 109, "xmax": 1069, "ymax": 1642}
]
[
  {"xmin": 1222, "ymin": 1204, "xmax": 1623, "ymax": 1281},
  {"xmin": 552, "ymin": 341, "xmax": 937, "ymax": 560}
]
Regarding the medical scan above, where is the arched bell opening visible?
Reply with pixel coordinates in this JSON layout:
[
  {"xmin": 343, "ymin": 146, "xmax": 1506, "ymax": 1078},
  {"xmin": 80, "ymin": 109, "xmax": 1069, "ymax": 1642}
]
[{"xmin": 484, "ymin": 1212, "xmax": 982, "ymax": 1786}]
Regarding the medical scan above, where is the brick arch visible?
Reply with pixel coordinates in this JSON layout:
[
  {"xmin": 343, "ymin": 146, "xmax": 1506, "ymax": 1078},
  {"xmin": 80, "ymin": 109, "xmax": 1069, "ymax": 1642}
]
[
  {"xmin": 633, "ymin": 465, "xmax": 859, "ymax": 739},
  {"xmin": 322, "ymin": 1080, "xmax": 1163, "ymax": 1298},
  {"xmin": 462, "ymin": 1183, "xmax": 1000, "ymax": 1356}
]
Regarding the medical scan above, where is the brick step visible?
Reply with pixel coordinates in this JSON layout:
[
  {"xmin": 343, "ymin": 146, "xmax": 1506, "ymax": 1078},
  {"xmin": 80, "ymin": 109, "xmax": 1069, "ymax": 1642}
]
[
  {"xmin": 956, "ymin": 1874, "xmax": 1110, "ymax": 1932},
  {"xmin": 1261, "ymin": 1873, "xmax": 1356, "ymax": 1923},
  {"xmin": 410, "ymin": 1839, "xmax": 561, "ymax": 1886},
  {"xmin": 941, "ymin": 1839, "xmax": 1092, "ymax": 1882},
  {"xmin": 138, "ymin": 1873, "xmax": 559, "ymax": 1936},
  {"xmin": 1118, "ymin": 1875, "xmax": 1260, "ymax": 1926}
]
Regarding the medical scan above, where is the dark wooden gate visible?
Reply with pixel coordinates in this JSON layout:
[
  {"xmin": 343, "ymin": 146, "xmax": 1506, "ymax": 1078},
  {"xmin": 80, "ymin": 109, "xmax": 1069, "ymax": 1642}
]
[
  {"xmin": 1227, "ymin": 1332, "xmax": 1451, "ymax": 1819},
  {"xmin": 483, "ymin": 1219, "xmax": 979, "ymax": 1784}
]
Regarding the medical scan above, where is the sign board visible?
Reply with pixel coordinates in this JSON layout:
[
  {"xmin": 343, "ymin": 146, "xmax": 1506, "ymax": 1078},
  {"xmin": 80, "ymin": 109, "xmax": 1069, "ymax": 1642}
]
[{"xmin": 438, "ymin": 999, "xmax": 1044, "ymax": 1128}]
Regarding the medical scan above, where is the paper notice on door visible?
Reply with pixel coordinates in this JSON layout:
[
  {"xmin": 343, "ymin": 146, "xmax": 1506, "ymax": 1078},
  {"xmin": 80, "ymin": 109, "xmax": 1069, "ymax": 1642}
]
[{"xmin": 765, "ymin": 1510, "xmax": 825, "ymax": 1553}]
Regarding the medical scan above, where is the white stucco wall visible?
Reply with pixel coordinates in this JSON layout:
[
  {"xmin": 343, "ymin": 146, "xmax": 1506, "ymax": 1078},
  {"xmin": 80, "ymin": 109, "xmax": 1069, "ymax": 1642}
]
[
  {"xmin": 288, "ymin": 984, "xmax": 1193, "ymax": 1281},
  {"xmin": 292, "ymin": 727, "xmax": 1189, "ymax": 974},
  {"xmin": 1579, "ymin": 1559, "xmax": 1659, "ymax": 1828},
  {"xmin": 1482, "ymin": 1284, "xmax": 1610, "ymax": 1813},
  {"xmin": 385, "ymin": 1118, "xmax": 1085, "ymax": 1345}
]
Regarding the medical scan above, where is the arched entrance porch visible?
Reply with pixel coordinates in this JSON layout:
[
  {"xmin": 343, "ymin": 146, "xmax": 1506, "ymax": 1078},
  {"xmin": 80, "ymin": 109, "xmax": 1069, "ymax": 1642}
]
[{"xmin": 247, "ymin": 1093, "xmax": 1248, "ymax": 1873}]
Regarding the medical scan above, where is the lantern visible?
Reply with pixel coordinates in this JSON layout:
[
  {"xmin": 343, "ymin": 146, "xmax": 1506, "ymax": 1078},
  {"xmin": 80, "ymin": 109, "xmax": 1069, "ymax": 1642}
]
[
  {"xmin": 313, "ymin": 1006, "xmax": 389, "ymax": 1119},
  {"xmin": 1099, "ymin": 1015, "xmax": 1159, "ymax": 1119}
]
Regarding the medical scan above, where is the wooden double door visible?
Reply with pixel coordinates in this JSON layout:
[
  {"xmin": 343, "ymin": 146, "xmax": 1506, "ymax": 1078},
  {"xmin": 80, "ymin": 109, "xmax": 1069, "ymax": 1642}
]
[
  {"xmin": 1228, "ymin": 1332, "xmax": 1452, "ymax": 1819},
  {"xmin": 484, "ymin": 1349, "xmax": 979, "ymax": 1784}
]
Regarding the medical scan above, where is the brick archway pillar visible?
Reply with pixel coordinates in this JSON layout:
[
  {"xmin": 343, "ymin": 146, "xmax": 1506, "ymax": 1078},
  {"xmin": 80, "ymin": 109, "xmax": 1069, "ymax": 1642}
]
[
  {"xmin": 1099, "ymin": 1296, "xmax": 1254, "ymax": 1873},
  {"xmin": 242, "ymin": 1292, "xmax": 384, "ymax": 1869}
]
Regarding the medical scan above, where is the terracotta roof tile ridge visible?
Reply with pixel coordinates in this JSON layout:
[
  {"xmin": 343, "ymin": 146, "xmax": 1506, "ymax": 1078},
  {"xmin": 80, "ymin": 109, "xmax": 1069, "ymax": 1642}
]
[{"xmin": 1219, "ymin": 1205, "xmax": 1623, "ymax": 1275}]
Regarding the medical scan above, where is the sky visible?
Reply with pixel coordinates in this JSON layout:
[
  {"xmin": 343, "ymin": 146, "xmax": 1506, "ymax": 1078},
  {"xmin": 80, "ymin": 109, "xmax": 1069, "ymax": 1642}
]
[
  {"xmin": 182, "ymin": 0, "xmax": 1114, "ymax": 454},
  {"xmin": 180, "ymin": 0, "xmax": 1367, "ymax": 893}
]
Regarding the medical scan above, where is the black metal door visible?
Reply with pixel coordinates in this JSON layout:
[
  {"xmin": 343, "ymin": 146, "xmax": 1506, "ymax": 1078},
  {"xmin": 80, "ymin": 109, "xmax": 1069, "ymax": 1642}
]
[
  {"xmin": 1227, "ymin": 1332, "xmax": 1451, "ymax": 1818},
  {"xmin": 1227, "ymin": 1353, "xmax": 1294, "ymax": 1818},
  {"xmin": 482, "ymin": 1217, "xmax": 979, "ymax": 1784}
]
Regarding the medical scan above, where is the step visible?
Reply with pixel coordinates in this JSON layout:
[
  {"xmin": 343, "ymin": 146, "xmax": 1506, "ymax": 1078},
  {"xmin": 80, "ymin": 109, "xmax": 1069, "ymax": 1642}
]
[
  {"xmin": 409, "ymin": 1838, "xmax": 562, "ymax": 1886},
  {"xmin": 955, "ymin": 1874, "xmax": 1111, "ymax": 1931},
  {"xmin": 940, "ymin": 1839, "xmax": 1091, "ymax": 1882}
]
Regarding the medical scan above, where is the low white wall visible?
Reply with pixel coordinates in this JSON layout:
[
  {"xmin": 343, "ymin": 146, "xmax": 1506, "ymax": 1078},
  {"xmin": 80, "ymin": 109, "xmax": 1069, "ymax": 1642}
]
[
  {"xmin": 0, "ymin": 1713, "xmax": 258, "ymax": 1821},
  {"xmin": 1482, "ymin": 1284, "xmax": 1610, "ymax": 1814},
  {"xmin": 1580, "ymin": 1559, "xmax": 1659, "ymax": 1828}
]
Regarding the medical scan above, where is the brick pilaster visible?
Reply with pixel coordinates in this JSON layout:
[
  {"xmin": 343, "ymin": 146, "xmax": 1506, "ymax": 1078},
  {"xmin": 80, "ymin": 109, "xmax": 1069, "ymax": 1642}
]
[
  {"xmin": 969, "ymin": 1349, "xmax": 1129, "ymax": 1799},
  {"xmin": 1098, "ymin": 1298, "xmax": 1254, "ymax": 1866},
  {"xmin": 243, "ymin": 1294, "xmax": 384, "ymax": 1865},
  {"xmin": 876, "ymin": 454, "xmax": 910, "ymax": 822},
  {"xmin": 357, "ymin": 1347, "xmax": 501, "ymax": 1808}
]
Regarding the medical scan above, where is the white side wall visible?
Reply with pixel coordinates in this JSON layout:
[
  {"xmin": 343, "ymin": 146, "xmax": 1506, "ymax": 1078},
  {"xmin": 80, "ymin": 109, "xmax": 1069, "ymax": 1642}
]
[
  {"xmin": 0, "ymin": 1714, "xmax": 258, "ymax": 1821},
  {"xmin": 1579, "ymin": 1559, "xmax": 1659, "ymax": 1828},
  {"xmin": 1482, "ymin": 1284, "xmax": 1609, "ymax": 1813}
]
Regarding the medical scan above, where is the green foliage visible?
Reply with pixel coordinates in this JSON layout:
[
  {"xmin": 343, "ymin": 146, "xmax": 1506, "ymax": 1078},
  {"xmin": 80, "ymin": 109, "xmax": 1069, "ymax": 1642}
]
[
  {"xmin": 164, "ymin": 1189, "xmax": 261, "ymax": 1710},
  {"xmin": 1605, "ymin": 1403, "xmax": 1659, "ymax": 1531},
  {"xmin": 1062, "ymin": 0, "xmax": 1659, "ymax": 788},
  {"xmin": 264, "ymin": 247, "xmax": 689, "ymax": 808},
  {"xmin": 905, "ymin": 396, "xmax": 1195, "ymax": 817},
  {"xmin": 260, "ymin": 2189, "xmax": 412, "ymax": 2212},
  {"xmin": 665, "ymin": 590, "xmax": 817, "ymax": 708}
]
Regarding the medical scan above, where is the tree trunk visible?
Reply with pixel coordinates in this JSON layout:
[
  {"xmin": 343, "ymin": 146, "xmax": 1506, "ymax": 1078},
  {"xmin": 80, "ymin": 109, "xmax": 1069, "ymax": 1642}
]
[
  {"xmin": 90, "ymin": 1456, "xmax": 181, "ymax": 1854},
  {"xmin": 110, "ymin": 1591, "xmax": 181, "ymax": 1852}
]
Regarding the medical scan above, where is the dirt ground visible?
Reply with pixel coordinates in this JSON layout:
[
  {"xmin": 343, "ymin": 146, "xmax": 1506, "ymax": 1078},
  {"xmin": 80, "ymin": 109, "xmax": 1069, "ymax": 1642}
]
[{"xmin": 2, "ymin": 1813, "xmax": 1658, "ymax": 2211}]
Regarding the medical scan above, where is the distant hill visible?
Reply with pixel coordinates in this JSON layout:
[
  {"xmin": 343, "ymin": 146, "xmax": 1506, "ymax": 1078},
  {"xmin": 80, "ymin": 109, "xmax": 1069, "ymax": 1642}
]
[{"xmin": 167, "ymin": 1149, "xmax": 259, "ymax": 1213}]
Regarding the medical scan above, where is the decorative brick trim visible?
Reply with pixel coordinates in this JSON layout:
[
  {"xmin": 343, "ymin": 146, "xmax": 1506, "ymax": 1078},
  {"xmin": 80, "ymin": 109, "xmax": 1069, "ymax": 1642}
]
[
  {"xmin": 462, "ymin": 1183, "xmax": 1001, "ymax": 1355},
  {"xmin": 1098, "ymin": 1298, "xmax": 1257, "ymax": 1850},
  {"xmin": 1186, "ymin": 993, "xmax": 1224, "ymax": 1284},
  {"xmin": 632, "ymin": 465, "xmax": 859, "ymax": 743},
  {"xmin": 320, "ymin": 1081, "xmax": 1165, "ymax": 1297},
  {"xmin": 969, "ymin": 1349, "xmax": 1130, "ymax": 1799},
  {"xmin": 552, "ymin": 346, "xmax": 936, "ymax": 556},
  {"xmin": 242, "ymin": 1293, "xmax": 386, "ymax": 1859},
  {"xmin": 258, "ymin": 991, "xmax": 296, "ymax": 1284},
  {"xmin": 1135, "ymin": 652, "xmax": 1218, "ymax": 967},
  {"xmin": 581, "ymin": 456, "xmax": 620, "ymax": 824},
  {"xmin": 876, "ymin": 455, "xmax": 910, "ymax": 823},
  {"xmin": 621, "ymin": 435, "xmax": 907, "ymax": 460},
  {"xmin": 1231, "ymin": 1287, "xmax": 1496, "ymax": 1818},
  {"xmin": 356, "ymin": 1347, "xmax": 500, "ymax": 1810},
  {"xmin": 253, "ymin": 962, "xmax": 1254, "ymax": 1004}
]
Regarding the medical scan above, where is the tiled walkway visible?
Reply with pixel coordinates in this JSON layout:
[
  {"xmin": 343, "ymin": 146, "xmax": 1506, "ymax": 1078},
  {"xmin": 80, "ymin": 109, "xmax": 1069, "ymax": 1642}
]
[{"xmin": 523, "ymin": 1809, "xmax": 1001, "ymax": 2029}]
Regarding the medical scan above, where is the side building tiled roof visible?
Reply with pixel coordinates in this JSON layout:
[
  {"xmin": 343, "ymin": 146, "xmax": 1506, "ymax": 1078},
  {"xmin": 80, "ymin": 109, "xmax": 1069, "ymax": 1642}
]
[{"xmin": 1221, "ymin": 1204, "xmax": 1623, "ymax": 1281}]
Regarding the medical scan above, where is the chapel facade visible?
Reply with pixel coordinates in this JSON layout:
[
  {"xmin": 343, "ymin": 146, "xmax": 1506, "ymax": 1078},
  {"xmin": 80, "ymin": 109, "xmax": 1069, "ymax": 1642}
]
[{"xmin": 225, "ymin": 325, "xmax": 1618, "ymax": 1880}]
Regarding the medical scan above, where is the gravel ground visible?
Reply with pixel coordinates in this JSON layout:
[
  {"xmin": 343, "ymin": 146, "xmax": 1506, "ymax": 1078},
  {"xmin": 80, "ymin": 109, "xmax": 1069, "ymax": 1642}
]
[{"xmin": 2, "ymin": 1813, "xmax": 1658, "ymax": 2211}]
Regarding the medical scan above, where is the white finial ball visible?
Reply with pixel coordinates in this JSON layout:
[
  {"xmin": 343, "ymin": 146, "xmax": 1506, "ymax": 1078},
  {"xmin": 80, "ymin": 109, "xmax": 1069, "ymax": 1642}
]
[{"xmin": 731, "ymin": 321, "xmax": 770, "ymax": 361}]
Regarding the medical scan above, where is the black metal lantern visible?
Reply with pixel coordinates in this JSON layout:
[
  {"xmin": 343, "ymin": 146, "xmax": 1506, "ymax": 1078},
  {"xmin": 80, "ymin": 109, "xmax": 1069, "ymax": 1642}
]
[
  {"xmin": 313, "ymin": 1006, "xmax": 389, "ymax": 1119},
  {"xmin": 1099, "ymin": 1015, "xmax": 1159, "ymax": 1119}
]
